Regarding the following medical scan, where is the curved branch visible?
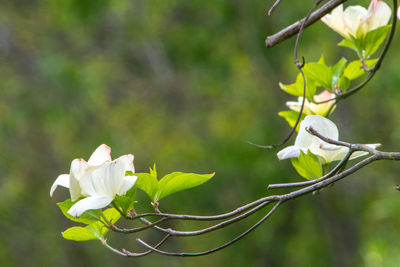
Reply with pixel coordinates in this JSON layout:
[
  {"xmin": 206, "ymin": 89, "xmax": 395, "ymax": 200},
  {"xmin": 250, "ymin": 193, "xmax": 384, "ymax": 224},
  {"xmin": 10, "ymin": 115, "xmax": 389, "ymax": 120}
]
[
  {"xmin": 136, "ymin": 201, "xmax": 282, "ymax": 257},
  {"xmin": 101, "ymin": 234, "xmax": 171, "ymax": 257},
  {"xmin": 250, "ymin": 0, "xmax": 323, "ymax": 149}
]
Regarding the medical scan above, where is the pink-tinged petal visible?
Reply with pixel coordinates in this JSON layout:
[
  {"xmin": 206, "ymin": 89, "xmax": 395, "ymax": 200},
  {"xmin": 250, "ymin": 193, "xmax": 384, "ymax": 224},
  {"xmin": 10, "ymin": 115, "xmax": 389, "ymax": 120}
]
[
  {"xmin": 67, "ymin": 196, "xmax": 113, "ymax": 217},
  {"xmin": 50, "ymin": 174, "xmax": 70, "ymax": 197},
  {"xmin": 367, "ymin": 0, "xmax": 392, "ymax": 31},
  {"xmin": 310, "ymin": 91, "xmax": 336, "ymax": 116},
  {"xmin": 397, "ymin": 7, "xmax": 400, "ymax": 20},
  {"xmin": 277, "ymin": 146, "xmax": 304, "ymax": 160},
  {"xmin": 87, "ymin": 144, "xmax": 112, "ymax": 166},
  {"xmin": 118, "ymin": 176, "xmax": 137, "ymax": 196},
  {"xmin": 69, "ymin": 159, "xmax": 89, "ymax": 202}
]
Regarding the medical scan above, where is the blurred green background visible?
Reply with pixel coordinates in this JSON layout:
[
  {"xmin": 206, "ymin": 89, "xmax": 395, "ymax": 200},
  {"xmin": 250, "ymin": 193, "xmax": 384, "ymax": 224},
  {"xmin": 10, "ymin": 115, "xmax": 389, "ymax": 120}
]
[{"xmin": 1, "ymin": 0, "xmax": 400, "ymax": 266}]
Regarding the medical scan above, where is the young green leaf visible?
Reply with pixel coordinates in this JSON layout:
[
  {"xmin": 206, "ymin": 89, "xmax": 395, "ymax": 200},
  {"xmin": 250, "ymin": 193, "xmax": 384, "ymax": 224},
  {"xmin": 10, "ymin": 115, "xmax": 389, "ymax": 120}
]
[
  {"xmin": 61, "ymin": 207, "xmax": 121, "ymax": 242},
  {"xmin": 290, "ymin": 150, "xmax": 323, "ymax": 180},
  {"xmin": 150, "ymin": 163, "xmax": 157, "ymax": 179},
  {"xmin": 135, "ymin": 173, "xmax": 159, "ymax": 200},
  {"xmin": 363, "ymin": 25, "xmax": 391, "ymax": 58},
  {"xmin": 57, "ymin": 199, "xmax": 102, "ymax": 224},
  {"xmin": 156, "ymin": 172, "xmax": 215, "ymax": 201},
  {"xmin": 303, "ymin": 60, "xmax": 332, "ymax": 89},
  {"xmin": 331, "ymin": 58, "xmax": 347, "ymax": 89},
  {"xmin": 278, "ymin": 110, "xmax": 306, "ymax": 131},
  {"xmin": 113, "ymin": 186, "xmax": 136, "ymax": 215},
  {"xmin": 338, "ymin": 39, "xmax": 363, "ymax": 58},
  {"xmin": 279, "ymin": 73, "xmax": 316, "ymax": 99},
  {"xmin": 102, "ymin": 207, "xmax": 122, "ymax": 225},
  {"xmin": 87, "ymin": 208, "xmax": 121, "ymax": 239},
  {"xmin": 62, "ymin": 226, "xmax": 98, "ymax": 241},
  {"xmin": 338, "ymin": 76, "xmax": 350, "ymax": 91},
  {"xmin": 344, "ymin": 59, "xmax": 378, "ymax": 80}
]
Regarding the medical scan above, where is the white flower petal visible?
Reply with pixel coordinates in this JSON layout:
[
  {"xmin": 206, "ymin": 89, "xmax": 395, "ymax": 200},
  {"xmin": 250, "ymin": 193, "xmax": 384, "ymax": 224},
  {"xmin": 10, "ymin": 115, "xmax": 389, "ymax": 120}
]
[
  {"xmin": 367, "ymin": 0, "xmax": 392, "ymax": 31},
  {"xmin": 80, "ymin": 156, "xmax": 131, "ymax": 197},
  {"xmin": 118, "ymin": 176, "xmax": 137, "ymax": 195},
  {"xmin": 67, "ymin": 196, "xmax": 113, "ymax": 217},
  {"xmin": 323, "ymin": 147, "xmax": 349, "ymax": 163},
  {"xmin": 322, "ymin": 5, "xmax": 349, "ymax": 38},
  {"xmin": 50, "ymin": 174, "xmax": 70, "ymax": 197},
  {"xmin": 69, "ymin": 159, "xmax": 89, "ymax": 202},
  {"xmin": 115, "ymin": 154, "xmax": 135, "ymax": 173},
  {"xmin": 87, "ymin": 144, "xmax": 112, "ymax": 166},
  {"xmin": 343, "ymin": 6, "xmax": 368, "ymax": 38},
  {"xmin": 294, "ymin": 115, "xmax": 339, "ymax": 151},
  {"xmin": 277, "ymin": 146, "xmax": 304, "ymax": 160},
  {"xmin": 397, "ymin": 6, "xmax": 400, "ymax": 20},
  {"xmin": 320, "ymin": 143, "xmax": 342, "ymax": 151}
]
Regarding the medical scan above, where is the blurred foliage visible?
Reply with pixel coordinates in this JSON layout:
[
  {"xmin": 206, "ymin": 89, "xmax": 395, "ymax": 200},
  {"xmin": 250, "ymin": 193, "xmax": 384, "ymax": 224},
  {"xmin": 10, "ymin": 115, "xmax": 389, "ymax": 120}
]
[{"xmin": 0, "ymin": 0, "xmax": 400, "ymax": 266}]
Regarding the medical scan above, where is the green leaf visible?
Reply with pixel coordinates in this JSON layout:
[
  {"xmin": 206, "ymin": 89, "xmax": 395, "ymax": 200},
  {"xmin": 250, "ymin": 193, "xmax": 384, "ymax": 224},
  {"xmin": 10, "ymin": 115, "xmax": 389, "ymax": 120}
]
[
  {"xmin": 102, "ymin": 207, "xmax": 122, "ymax": 225},
  {"xmin": 57, "ymin": 199, "xmax": 102, "ymax": 224},
  {"xmin": 149, "ymin": 163, "xmax": 157, "ymax": 179},
  {"xmin": 338, "ymin": 39, "xmax": 362, "ymax": 58},
  {"xmin": 156, "ymin": 172, "xmax": 215, "ymax": 201},
  {"xmin": 338, "ymin": 76, "xmax": 350, "ymax": 91},
  {"xmin": 303, "ymin": 59, "xmax": 332, "ymax": 89},
  {"xmin": 86, "ymin": 208, "xmax": 121, "ymax": 239},
  {"xmin": 278, "ymin": 110, "xmax": 306, "ymax": 131},
  {"xmin": 279, "ymin": 73, "xmax": 316, "ymax": 99},
  {"xmin": 113, "ymin": 185, "xmax": 136, "ymax": 215},
  {"xmin": 136, "ymin": 173, "xmax": 159, "ymax": 200},
  {"xmin": 87, "ymin": 222, "xmax": 107, "ymax": 239},
  {"xmin": 290, "ymin": 150, "xmax": 323, "ymax": 180},
  {"xmin": 331, "ymin": 57, "xmax": 347, "ymax": 88},
  {"xmin": 363, "ymin": 25, "xmax": 391, "ymax": 58},
  {"xmin": 62, "ymin": 226, "xmax": 98, "ymax": 241},
  {"xmin": 344, "ymin": 59, "xmax": 378, "ymax": 80}
]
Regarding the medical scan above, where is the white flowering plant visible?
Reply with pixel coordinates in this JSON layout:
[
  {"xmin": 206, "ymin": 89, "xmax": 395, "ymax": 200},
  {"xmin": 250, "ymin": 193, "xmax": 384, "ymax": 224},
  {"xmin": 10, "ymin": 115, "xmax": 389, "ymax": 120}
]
[
  {"xmin": 50, "ymin": 145, "xmax": 214, "ymax": 241},
  {"xmin": 49, "ymin": 0, "xmax": 400, "ymax": 258}
]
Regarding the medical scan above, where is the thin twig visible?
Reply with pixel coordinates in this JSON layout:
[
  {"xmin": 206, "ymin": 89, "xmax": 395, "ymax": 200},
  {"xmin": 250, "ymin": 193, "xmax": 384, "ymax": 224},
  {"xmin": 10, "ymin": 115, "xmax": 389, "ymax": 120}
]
[
  {"xmin": 136, "ymin": 201, "xmax": 282, "ymax": 257},
  {"xmin": 101, "ymin": 234, "xmax": 171, "ymax": 257},
  {"xmin": 111, "ymin": 217, "xmax": 168, "ymax": 234},
  {"xmin": 131, "ymin": 201, "xmax": 272, "ymax": 237},
  {"xmin": 268, "ymin": 0, "xmax": 283, "ymax": 16},
  {"xmin": 250, "ymin": 0, "xmax": 323, "ymax": 149}
]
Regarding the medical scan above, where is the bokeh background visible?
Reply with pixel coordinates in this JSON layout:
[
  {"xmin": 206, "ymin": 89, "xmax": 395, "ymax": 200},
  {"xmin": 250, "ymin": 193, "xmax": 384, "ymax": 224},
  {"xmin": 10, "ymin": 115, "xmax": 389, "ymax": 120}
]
[{"xmin": 1, "ymin": 0, "xmax": 400, "ymax": 266}]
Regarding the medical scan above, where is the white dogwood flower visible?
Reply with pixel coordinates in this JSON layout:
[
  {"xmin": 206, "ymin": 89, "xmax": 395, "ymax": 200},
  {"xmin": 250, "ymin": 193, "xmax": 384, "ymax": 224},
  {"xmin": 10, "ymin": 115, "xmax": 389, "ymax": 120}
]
[
  {"xmin": 322, "ymin": 0, "xmax": 391, "ymax": 39},
  {"xmin": 50, "ymin": 144, "xmax": 137, "ymax": 217},
  {"xmin": 286, "ymin": 90, "xmax": 335, "ymax": 116},
  {"xmin": 277, "ymin": 115, "xmax": 380, "ymax": 164}
]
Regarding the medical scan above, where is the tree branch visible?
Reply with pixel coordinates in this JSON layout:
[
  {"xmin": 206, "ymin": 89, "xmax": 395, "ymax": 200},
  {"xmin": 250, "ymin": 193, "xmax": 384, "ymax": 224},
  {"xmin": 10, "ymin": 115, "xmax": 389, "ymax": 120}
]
[{"xmin": 265, "ymin": 0, "xmax": 348, "ymax": 48}]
